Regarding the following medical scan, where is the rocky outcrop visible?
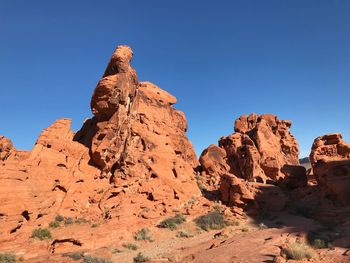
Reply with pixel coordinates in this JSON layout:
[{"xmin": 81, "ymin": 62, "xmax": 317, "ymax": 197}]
[
  {"xmin": 75, "ymin": 45, "xmax": 200, "ymax": 212},
  {"xmin": 310, "ymin": 133, "xmax": 350, "ymax": 205},
  {"xmin": 199, "ymin": 113, "xmax": 305, "ymax": 210},
  {"xmin": 200, "ymin": 113, "xmax": 304, "ymax": 183},
  {"xmin": 0, "ymin": 45, "xmax": 200, "ymax": 256},
  {"xmin": 0, "ymin": 135, "xmax": 15, "ymax": 161}
]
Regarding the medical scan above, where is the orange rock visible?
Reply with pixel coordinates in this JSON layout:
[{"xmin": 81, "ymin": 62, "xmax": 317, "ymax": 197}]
[
  {"xmin": 310, "ymin": 133, "xmax": 350, "ymax": 205},
  {"xmin": 201, "ymin": 114, "xmax": 303, "ymax": 186}
]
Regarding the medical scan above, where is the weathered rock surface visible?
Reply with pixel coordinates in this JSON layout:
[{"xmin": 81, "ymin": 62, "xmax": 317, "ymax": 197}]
[
  {"xmin": 201, "ymin": 114, "xmax": 303, "ymax": 185},
  {"xmin": 0, "ymin": 135, "xmax": 14, "ymax": 161},
  {"xmin": 200, "ymin": 114, "xmax": 305, "ymax": 209},
  {"xmin": 310, "ymin": 133, "xmax": 350, "ymax": 205},
  {"xmin": 0, "ymin": 45, "xmax": 200, "ymax": 258},
  {"xmin": 75, "ymin": 45, "xmax": 200, "ymax": 213}
]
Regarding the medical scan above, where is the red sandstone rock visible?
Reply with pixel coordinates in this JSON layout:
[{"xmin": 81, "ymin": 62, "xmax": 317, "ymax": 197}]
[
  {"xmin": 0, "ymin": 45, "xmax": 200, "ymax": 258},
  {"xmin": 200, "ymin": 113, "xmax": 305, "ymax": 209},
  {"xmin": 310, "ymin": 133, "xmax": 350, "ymax": 205},
  {"xmin": 0, "ymin": 135, "xmax": 14, "ymax": 161},
  {"xmin": 75, "ymin": 45, "xmax": 200, "ymax": 213},
  {"xmin": 201, "ymin": 114, "xmax": 302, "ymax": 186}
]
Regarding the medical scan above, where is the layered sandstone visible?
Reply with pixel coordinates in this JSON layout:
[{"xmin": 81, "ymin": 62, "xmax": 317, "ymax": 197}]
[{"xmin": 310, "ymin": 133, "xmax": 350, "ymax": 205}]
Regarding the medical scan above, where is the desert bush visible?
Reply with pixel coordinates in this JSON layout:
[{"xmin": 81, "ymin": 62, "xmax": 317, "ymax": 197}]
[
  {"xmin": 0, "ymin": 253, "xmax": 15, "ymax": 263},
  {"xmin": 282, "ymin": 242, "xmax": 315, "ymax": 260},
  {"xmin": 64, "ymin": 217, "xmax": 74, "ymax": 225},
  {"xmin": 122, "ymin": 243, "xmax": 138, "ymax": 251},
  {"xmin": 62, "ymin": 252, "xmax": 84, "ymax": 261},
  {"xmin": 158, "ymin": 214, "xmax": 186, "ymax": 230},
  {"xmin": 176, "ymin": 230, "xmax": 193, "ymax": 238},
  {"xmin": 49, "ymin": 221, "xmax": 60, "ymax": 228},
  {"xmin": 83, "ymin": 255, "xmax": 112, "ymax": 263},
  {"xmin": 31, "ymin": 228, "xmax": 52, "ymax": 240},
  {"xmin": 55, "ymin": 215, "xmax": 64, "ymax": 222},
  {"xmin": 312, "ymin": 238, "xmax": 328, "ymax": 249},
  {"xmin": 134, "ymin": 228, "xmax": 152, "ymax": 241},
  {"xmin": 133, "ymin": 252, "xmax": 149, "ymax": 263},
  {"xmin": 194, "ymin": 211, "xmax": 226, "ymax": 231}
]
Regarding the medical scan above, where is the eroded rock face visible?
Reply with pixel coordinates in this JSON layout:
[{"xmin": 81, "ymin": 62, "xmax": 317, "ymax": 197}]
[
  {"xmin": 310, "ymin": 133, "xmax": 350, "ymax": 205},
  {"xmin": 0, "ymin": 135, "xmax": 14, "ymax": 161},
  {"xmin": 200, "ymin": 113, "xmax": 304, "ymax": 210},
  {"xmin": 76, "ymin": 45, "xmax": 200, "ymax": 213},
  {"xmin": 200, "ymin": 114, "xmax": 303, "ymax": 183},
  {"xmin": 0, "ymin": 45, "xmax": 200, "ymax": 254}
]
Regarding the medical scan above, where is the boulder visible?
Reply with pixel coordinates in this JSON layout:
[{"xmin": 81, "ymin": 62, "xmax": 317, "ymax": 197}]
[
  {"xmin": 0, "ymin": 135, "xmax": 14, "ymax": 161},
  {"xmin": 310, "ymin": 133, "xmax": 350, "ymax": 205}
]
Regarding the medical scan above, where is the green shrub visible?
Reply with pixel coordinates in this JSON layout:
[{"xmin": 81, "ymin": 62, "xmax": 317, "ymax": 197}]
[
  {"xmin": 283, "ymin": 242, "xmax": 315, "ymax": 260},
  {"xmin": 158, "ymin": 214, "xmax": 186, "ymax": 230},
  {"xmin": 31, "ymin": 228, "xmax": 52, "ymax": 240},
  {"xmin": 62, "ymin": 252, "xmax": 84, "ymax": 261},
  {"xmin": 194, "ymin": 211, "xmax": 226, "ymax": 231},
  {"xmin": 55, "ymin": 215, "xmax": 64, "ymax": 222},
  {"xmin": 49, "ymin": 221, "xmax": 60, "ymax": 228},
  {"xmin": 312, "ymin": 238, "xmax": 328, "ymax": 249},
  {"xmin": 122, "ymin": 243, "xmax": 138, "ymax": 251},
  {"xmin": 83, "ymin": 255, "xmax": 112, "ymax": 263},
  {"xmin": 0, "ymin": 253, "xmax": 15, "ymax": 263},
  {"xmin": 133, "ymin": 252, "xmax": 149, "ymax": 263},
  {"xmin": 134, "ymin": 228, "xmax": 152, "ymax": 241},
  {"xmin": 64, "ymin": 217, "xmax": 74, "ymax": 225}
]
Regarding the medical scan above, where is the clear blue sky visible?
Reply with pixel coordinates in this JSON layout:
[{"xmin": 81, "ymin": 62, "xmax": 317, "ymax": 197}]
[{"xmin": 1, "ymin": 0, "xmax": 349, "ymax": 158}]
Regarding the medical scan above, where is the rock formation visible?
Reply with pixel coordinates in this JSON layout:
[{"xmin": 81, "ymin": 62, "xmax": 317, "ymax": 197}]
[
  {"xmin": 0, "ymin": 135, "xmax": 14, "ymax": 161},
  {"xmin": 200, "ymin": 113, "xmax": 306, "ymax": 210},
  {"xmin": 310, "ymin": 133, "xmax": 350, "ymax": 205},
  {"xmin": 75, "ymin": 45, "xmax": 200, "ymax": 212},
  {"xmin": 0, "ymin": 45, "xmax": 200, "ymax": 252}
]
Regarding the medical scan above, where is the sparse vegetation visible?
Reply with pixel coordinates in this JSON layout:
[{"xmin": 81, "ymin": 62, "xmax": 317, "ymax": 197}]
[
  {"xmin": 55, "ymin": 215, "xmax": 64, "ymax": 222},
  {"xmin": 31, "ymin": 228, "xmax": 52, "ymax": 240},
  {"xmin": 176, "ymin": 230, "xmax": 193, "ymax": 238},
  {"xmin": 49, "ymin": 220, "xmax": 60, "ymax": 228},
  {"xmin": 64, "ymin": 217, "xmax": 74, "ymax": 225},
  {"xmin": 312, "ymin": 239, "xmax": 328, "ymax": 249},
  {"xmin": 83, "ymin": 255, "xmax": 112, "ymax": 263},
  {"xmin": 134, "ymin": 228, "xmax": 152, "ymax": 241},
  {"xmin": 75, "ymin": 218, "xmax": 89, "ymax": 225},
  {"xmin": 194, "ymin": 211, "xmax": 226, "ymax": 231},
  {"xmin": 241, "ymin": 227, "xmax": 249, "ymax": 232},
  {"xmin": 282, "ymin": 242, "xmax": 316, "ymax": 260},
  {"xmin": 111, "ymin": 248, "xmax": 123, "ymax": 254},
  {"xmin": 62, "ymin": 252, "xmax": 84, "ymax": 261},
  {"xmin": 158, "ymin": 214, "xmax": 186, "ymax": 230},
  {"xmin": 133, "ymin": 252, "xmax": 149, "ymax": 263},
  {"xmin": 91, "ymin": 223, "xmax": 99, "ymax": 228},
  {"xmin": 0, "ymin": 253, "xmax": 16, "ymax": 263},
  {"xmin": 123, "ymin": 243, "xmax": 138, "ymax": 251}
]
